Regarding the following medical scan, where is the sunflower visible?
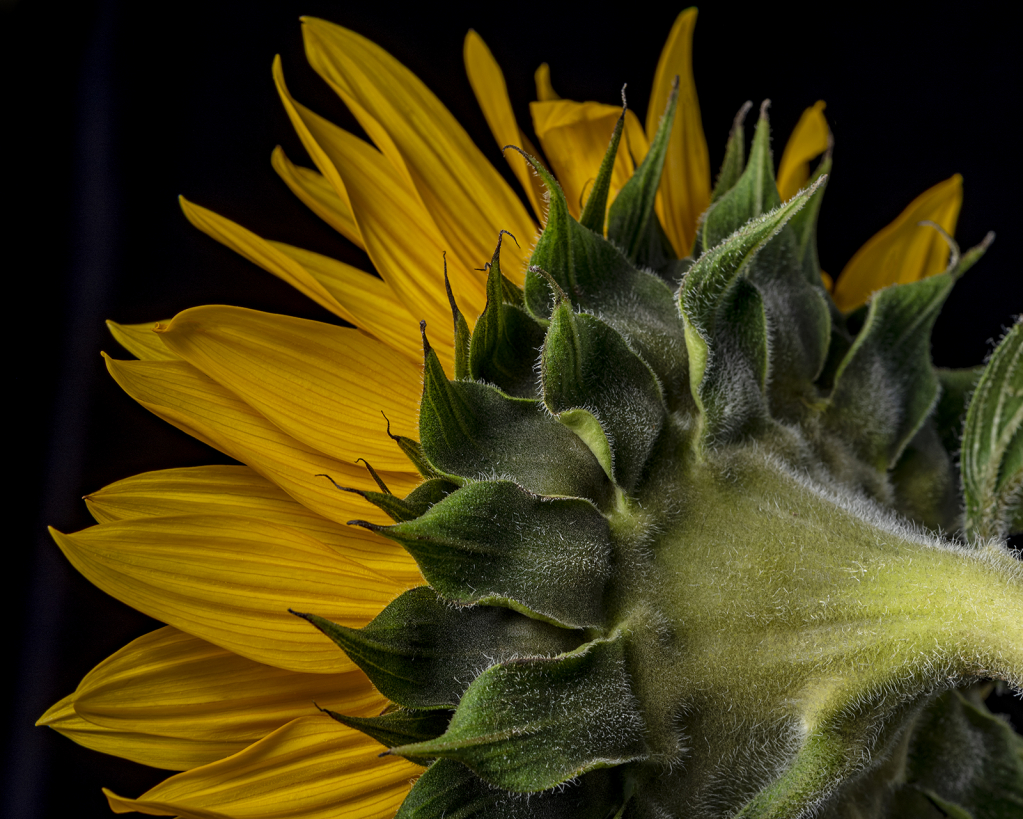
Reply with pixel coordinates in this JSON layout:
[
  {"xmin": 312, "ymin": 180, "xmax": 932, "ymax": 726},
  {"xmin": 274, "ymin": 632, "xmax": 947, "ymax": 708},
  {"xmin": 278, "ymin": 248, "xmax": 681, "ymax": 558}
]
[{"xmin": 34, "ymin": 7, "xmax": 1020, "ymax": 819}]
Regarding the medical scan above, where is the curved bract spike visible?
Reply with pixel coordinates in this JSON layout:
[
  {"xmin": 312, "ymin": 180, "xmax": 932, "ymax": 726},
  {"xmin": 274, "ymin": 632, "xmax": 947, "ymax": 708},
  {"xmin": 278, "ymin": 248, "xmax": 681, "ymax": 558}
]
[
  {"xmin": 294, "ymin": 587, "xmax": 583, "ymax": 709},
  {"xmin": 579, "ymin": 96, "xmax": 626, "ymax": 235},
  {"xmin": 823, "ymin": 232, "xmax": 992, "ymax": 472},
  {"xmin": 467, "ymin": 233, "xmax": 547, "ymax": 398},
  {"xmin": 543, "ymin": 303, "xmax": 667, "ymax": 491},
  {"xmin": 396, "ymin": 759, "xmax": 619, "ymax": 819},
  {"xmin": 359, "ymin": 481, "xmax": 614, "ymax": 628},
  {"xmin": 680, "ymin": 180, "xmax": 824, "ymax": 444},
  {"xmin": 392, "ymin": 635, "xmax": 647, "ymax": 792},
  {"xmin": 607, "ymin": 78, "xmax": 679, "ymax": 272},
  {"xmin": 443, "ymin": 259, "xmax": 472, "ymax": 381},
  {"xmin": 710, "ymin": 100, "xmax": 753, "ymax": 205},
  {"xmin": 321, "ymin": 706, "xmax": 452, "ymax": 757}
]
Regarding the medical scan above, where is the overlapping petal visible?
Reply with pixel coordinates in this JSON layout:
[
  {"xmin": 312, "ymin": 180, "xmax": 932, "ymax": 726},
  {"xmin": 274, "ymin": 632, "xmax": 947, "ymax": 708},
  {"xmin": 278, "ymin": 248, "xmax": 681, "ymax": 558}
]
[
  {"xmin": 647, "ymin": 8, "xmax": 710, "ymax": 256},
  {"xmin": 103, "ymin": 355, "xmax": 419, "ymax": 527},
  {"xmin": 833, "ymin": 174, "xmax": 963, "ymax": 311},
  {"xmin": 104, "ymin": 715, "xmax": 420, "ymax": 819},
  {"xmin": 155, "ymin": 305, "xmax": 421, "ymax": 471},
  {"xmin": 51, "ymin": 514, "xmax": 397, "ymax": 674},
  {"xmin": 107, "ymin": 320, "xmax": 178, "ymax": 361},
  {"xmin": 60, "ymin": 627, "xmax": 384, "ymax": 770},
  {"xmin": 300, "ymin": 18, "xmax": 536, "ymax": 279},
  {"xmin": 776, "ymin": 100, "xmax": 829, "ymax": 201},
  {"xmin": 85, "ymin": 466, "xmax": 421, "ymax": 583},
  {"xmin": 463, "ymin": 30, "xmax": 547, "ymax": 221}
]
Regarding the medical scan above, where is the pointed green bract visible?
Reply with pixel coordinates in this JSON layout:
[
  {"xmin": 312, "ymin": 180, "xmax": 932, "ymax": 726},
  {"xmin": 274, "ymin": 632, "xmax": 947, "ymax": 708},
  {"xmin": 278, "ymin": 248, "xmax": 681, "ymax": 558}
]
[
  {"xmin": 579, "ymin": 103, "xmax": 625, "ymax": 235},
  {"xmin": 710, "ymin": 101, "xmax": 752, "ymax": 204},
  {"xmin": 392, "ymin": 636, "xmax": 647, "ymax": 792},
  {"xmin": 323, "ymin": 706, "xmax": 452, "ymax": 753},
  {"xmin": 962, "ymin": 319, "xmax": 1023, "ymax": 542}
]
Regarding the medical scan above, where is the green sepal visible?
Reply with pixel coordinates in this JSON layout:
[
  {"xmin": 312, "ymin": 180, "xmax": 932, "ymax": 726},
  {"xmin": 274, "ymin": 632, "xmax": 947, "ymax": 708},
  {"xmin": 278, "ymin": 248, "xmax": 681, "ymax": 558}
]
[
  {"xmin": 889, "ymin": 689, "xmax": 1023, "ymax": 818},
  {"xmin": 606, "ymin": 80, "xmax": 678, "ymax": 271},
  {"xmin": 934, "ymin": 367, "xmax": 982, "ymax": 456},
  {"xmin": 679, "ymin": 179, "xmax": 823, "ymax": 443},
  {"xmin": 293, "ymin": 587, "xmax": 581, "ymax": 709},
  {"xmin": 319, "ymin": 473, "xmax": 457, "ymax": 524},
  {"xmin": 419, "ymin": 326, "xmax": 612, "ymax": 505},
  {"xmin": 391, "ymin": 635, "xmax": 647, "ymax": 792},
  {"xmin": 445, "ymin": 264, "xmax": 472, "ymax": 381},
  {"xmin": 468, "ymin": 233, "xmax": 547, "ymax": 398},
  {"xmin": 961, "ymin": 318, "xmax": 1023, "ymax": 541},
  {"xmin": 709, "ymin": 101, "xmax": 752, "ymax": 205},
  {"xmin": 356, "ymin": 481, "xmax": 613, "ymax": 628},
  {"xmin": 700, "ymin": 101, "xmax": 781, "ymax": 252},
  {"xmin": 579, "ymin": 101, "xmax": 625, "ymax": 235},
  {"xmin": 396, "ymin": 759, "xmax": 619, "ymax": 819},
  {"xmin": 890, "ymin": 421, "xmax": 957, "ymax": 531},
  {"xmin": 322, "ymin": 706, "xmax": 452, "ymax": 758},
  {"xmin": 542, "ymin": 302, "xmax": 666, "ymax": 490},
  {"xmin": 786, "ymin": 150, "xmax": 832, "ymax": 290},
  {"xmin": 383, "ymin": 413, "xmax": 443, "ymax": 480}
]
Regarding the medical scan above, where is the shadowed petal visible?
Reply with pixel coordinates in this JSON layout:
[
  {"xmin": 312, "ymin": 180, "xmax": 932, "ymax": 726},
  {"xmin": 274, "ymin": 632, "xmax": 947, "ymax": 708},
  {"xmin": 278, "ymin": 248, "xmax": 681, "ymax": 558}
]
[
  {"xmin": 776, "ymin": 100, "xmax": 829, "ymax": 201},
  {"xmin": 107, "ymin": 320, "xmax": 178, "ymax": 361},
  {"xmin": 104, "ymin": 715, "xmax": 421, "ymax": 818}
]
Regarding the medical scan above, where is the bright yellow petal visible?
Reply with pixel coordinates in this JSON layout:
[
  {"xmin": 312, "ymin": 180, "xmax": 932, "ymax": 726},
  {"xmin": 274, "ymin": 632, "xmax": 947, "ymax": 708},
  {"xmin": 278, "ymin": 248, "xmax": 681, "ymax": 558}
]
[
  {"xmin": 530, "ymin": 100, "xmax": 637, "ymax": 220},
  {"xmin": 104, "ymin": 715, "xmax": 420, "ymax": 819},
  {"xmin": 107, "ymin": 320, "xmax": 178, "ymax": 361},
  {"xmin": 272, "ymin": 57, "xmax": 471, "ymax": 338},
  {"xmin": 776, "ymin": 100, "xmax": 829, "ymax": 201},
  {"xmin": 85, "ymin": 466, "xmax": 421, "ymax": 584},
  {"xmin": 51, "ymin": 514, "xmax": 398, "ymax": 674},
  {"xmin": 155, "ymin": 305, "xmax": 421, "ymax": 472},
  {"xmin": 534, "ymin": 62, "xmax": 560, "ymax": 101},
  {"xmin": 463, "ymin": 30, "xmax": 547, "ymax": 221},
  {"xmin": 103, "ymin": 356, "xmax": 419, "ymax": 528},
  {"xmin": 270, "ymin": 145, "xmax": 364, "ymax": 248},
  {"xmin": 180, "ymin": 196, "xmax": 364, "ymax": 327},
  {"xmin": 301, "ymin": 18, "xmax": 536, "ymax": 282},
  {"xmin": 266, "ymin": 240, "xmax": 421, "ymax": 365},
  {"xmin": 38, "ymin": 693, "xmax": 241, "ymax": 772},
  {"xmin": 67, "ymin": 627, "xmax": 385, "ymax": 770},
  {"xmin": 647, "ymin": 7, "xmax": 710, "ymax": 256},
  {"xmin": 833, "ymin": 174, "xmax": 963, "ymax": 312}
]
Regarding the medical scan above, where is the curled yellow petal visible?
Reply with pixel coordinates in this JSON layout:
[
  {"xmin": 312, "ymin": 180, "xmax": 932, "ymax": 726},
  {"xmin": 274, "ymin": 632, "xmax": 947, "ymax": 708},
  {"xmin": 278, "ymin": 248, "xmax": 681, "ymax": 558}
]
[
  {"xmin": 647, "ymin": 7, "xmax": 710, "ymax": 256},
  {"xmin": 463, "ymin": 30, "xmax": 547, "ymax": 221},
  {"xmin": 38, "ymin": 693, "xmax": 240, "ymax": 772},
  {"xmin": 530, "ymin": 100, "xmax": 638, "ymax": 220},
  {"xmin": 62, "ymin": 627, "xmax": 385, "ymax": 770},
  {"xmin": 535, "ymin": 62, "xmax": 560, "ymax": 101},
  {"xmin": 156, "ymin": 305, "xmax": 422, "ymax": 472},
  {"xmin": 86, "ymin": 466, "xmax": 421, "ymax": 584},
  {"xmin": 103, "ymin": 355, "xmax": 419, "ymax": 528},
  {"xmin": 51, "ymin": 514, "xmax": 398, "ymax": 674},
  {"xmin": 270, "ymin": 145, "xmax": 364, "ymax": 248},
  {"xmin": 273, "ymin": 57, "xmax": 471, "ymax": 335},
  {"xmin": 107, "ymin": 320, "xmax": 178, "ymax": 361},
  {"xmin": 301, "ymin": 18, "xmax": 536, "ymax": 281},
  {"xmin": 833, "ymin": 174, "xmax": 963, "ymax": 312},
  {"xmin": 776, "ymin": 100, "xmax": 829, "ymax": 201},
  {"xmin": 104, "ymin": 715, "xmax": 420, "ymax": 819}
]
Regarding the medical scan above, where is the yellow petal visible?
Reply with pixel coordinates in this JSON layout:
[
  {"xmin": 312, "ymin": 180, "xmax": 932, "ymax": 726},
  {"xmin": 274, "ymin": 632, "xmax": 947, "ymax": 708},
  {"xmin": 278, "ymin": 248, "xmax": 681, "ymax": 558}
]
[
  {"xmin": 534, "ymin": 62, "xmax": 560, "ymax": 101},
  {"xmin": 66, "ymin": 627, "xmax": 386, "ymax": 770},
  {"xmin": 530, "ymin": 100, "xmax": 637, "ymax": 220},
  {"xmin": 301, "ymin": 18, "xmax": 536, "ymax": 282},
  {"xmin": 776, "ymin": 100, "xmax": 829, "ymax": 201},
  {"xmin": 272, "ymin": 57, "xmax": 471, "ymax": 337},
  {"xmin": 833, "ymin": 174, "xmax": 963, "ymax": 312},
  {"xmin": 103, "ymin": 356, "xmax": 419, "ymax": 528},
  {"xmin": 156, "ymin": 305, "xmax": 422, "ymax": 472},
  {"xmin": 270, "ymin": 145, "xmax": 364, "ymax": 248},
  {"xmin": 647, "ymin": 7, "xmax": 710, "ymax": 256},
  {"xmin": 463, "ymin": 30, "xmax": 547, "ymax": 221},
  {"xmin": 51, "ymin": 514, "xmax": 398, "ymax": 674},
  {"xmin": 104, "ymin": 715, "xmax": 420, "ymax": 819},
  {"xmin": 180, "ymin": 196, "xmax": 364, "ymax": 327},
  {"xmin": 107, "ymin": 320, "xmax": 178, "ymax": 361},
  {"xmin": 266, "ymin": 240, "xmax": 421, "ymax": 365},
  {"xmin": 39, "ymin": 692, "xmax": 241, "ymax": 772},
  {"xmin": 86, "ymin": 466, "xmax": 421, "ymax": 584}
]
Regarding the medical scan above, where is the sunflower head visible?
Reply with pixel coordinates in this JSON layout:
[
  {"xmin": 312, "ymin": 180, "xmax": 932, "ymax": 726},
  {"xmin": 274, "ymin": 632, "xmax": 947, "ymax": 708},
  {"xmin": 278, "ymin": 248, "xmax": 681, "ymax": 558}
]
[{"xmin": 39, "ymin": 8, "xmax": 1021, "ymax": 819}]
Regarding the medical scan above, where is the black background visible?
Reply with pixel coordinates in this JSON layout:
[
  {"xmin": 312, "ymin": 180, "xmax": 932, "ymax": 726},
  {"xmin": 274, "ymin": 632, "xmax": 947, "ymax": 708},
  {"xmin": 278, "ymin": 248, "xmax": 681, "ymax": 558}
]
[{"xmin": 4, "ymin": 1, "xmax": 1020, "ymax": 817}]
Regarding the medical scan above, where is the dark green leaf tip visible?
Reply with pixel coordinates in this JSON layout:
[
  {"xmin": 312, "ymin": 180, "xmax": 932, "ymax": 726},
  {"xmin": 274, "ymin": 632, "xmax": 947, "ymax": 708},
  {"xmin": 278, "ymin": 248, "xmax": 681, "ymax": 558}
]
[
  {"xmin": 355, "ymin": 459, "xmax": 391, "ymax": 495},
  {"xmin": 579, "ymin": 90, "xmax": 627, "ymax": 234},
  {"xmin": 315, "ymin": 473, "xmax": 364, "ymax": 498},
  {"xmin": 529, "ymin": 264, "xmax": 568, "ymax": 305}
]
